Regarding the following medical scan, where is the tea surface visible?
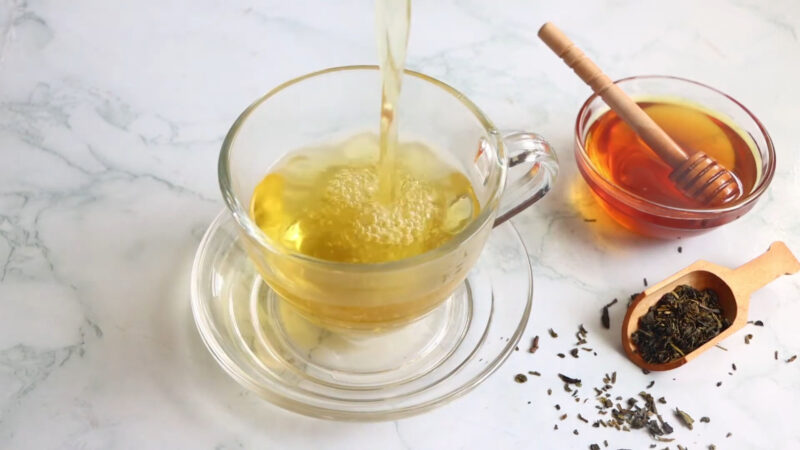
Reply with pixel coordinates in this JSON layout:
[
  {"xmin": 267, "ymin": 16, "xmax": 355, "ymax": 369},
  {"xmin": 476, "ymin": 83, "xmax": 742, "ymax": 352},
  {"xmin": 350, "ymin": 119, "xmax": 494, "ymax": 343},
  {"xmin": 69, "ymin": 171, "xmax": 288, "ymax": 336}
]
[{"xmin": 250, "ymin": 134, "xmax": 479, "ymax": 263}]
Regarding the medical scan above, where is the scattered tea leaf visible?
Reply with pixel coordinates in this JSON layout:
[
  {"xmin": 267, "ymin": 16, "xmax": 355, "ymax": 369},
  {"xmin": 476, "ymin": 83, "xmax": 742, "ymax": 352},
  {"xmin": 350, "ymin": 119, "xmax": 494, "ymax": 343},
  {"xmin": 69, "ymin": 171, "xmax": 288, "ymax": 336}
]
[
  {"xmin": 716, "ymin": 381, "xmax": 722, "ymax": 387},
  {"xmin": 677, "ymin": 246, "xmax": 682, "ymax": 253},
  {"xmin": 715, "ymin": 344, "xmax": 728, "ymax": 351},
  {"xmin": 787, "ymin": 355, "xmax": 797, "ymax": 363},
  {"xmin": 514, "ymin": 374, "xmax": 527, "ymax": 383},
  {"xmin": 657, "ymin": 397, "xmax": 666, "ymax": 404},
  {"xmin": 560, "ymin": 413, "xmax": 567, "ymax": 420},
  {"xmin": 573, "ymin": 429, "xmax": 579, "ymax": 435},
  {"xmin": 726, "ymin": 432, "xmax": 732, "ymax": 438},
  {"xmin": 570, "ymin": 348, "xmax": 580, "ymax": 358},
  {"xmin": 557, "ymin": 353, "xmax": 566, "ymax": 358},
  {"xmin": 644, "ymin": 277, "xmax": 648, "ymax": 287},
  {"xmin": 775, "ymin": 350, "xmax": 779, "ymax": 360},
  {"xmin": 601, "ymin": 298, "xmax": 618, "ymax": 329},
  {"xmin": 548, "ymin": 328, "xmax": 558, "ymax": 338},
  {"xmin": 745, "ymin": 334, "xmax": 753, "ymax": 344},
  {"xmin": 528, "ymin": 370, "xmax": 541, "ymax": 376},
  {"xmin": 529, "ymin": 335, "xmax": 540, "ymax": 353},
  {"xmin": 732, "ymin": 363, "xmax": 737, "ymax": 371},
  {"xmin": 646, "ymin": 380, "xmax": 655, "ymax": 389},
  {"xmin": 558, "ymin": 373, "xmax": 582, "ymax": 385},
  {"xmin": 547, "ymin": 388, "xmax": 552, "ymax": 395},
  {"xmin": 675, "ymin": 408, "xmax": 694, "ymax": 430},
  {"xmin": 555, "ymin": 404, "xmax": 560, "ymax": 410},
  {"xmin": 700, "ymin": 416, "xmax": 710, "ymax": 423},
  {"xmin": 590, "ymin": 444, "xmax": 600, "ymax": 450}
]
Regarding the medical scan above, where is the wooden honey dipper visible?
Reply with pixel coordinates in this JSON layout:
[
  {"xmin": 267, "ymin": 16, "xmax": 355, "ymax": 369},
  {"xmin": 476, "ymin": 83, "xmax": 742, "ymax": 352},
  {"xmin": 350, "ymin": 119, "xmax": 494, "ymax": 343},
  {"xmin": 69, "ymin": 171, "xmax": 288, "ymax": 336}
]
[{"xmin": 538, "ymin": 22, "xmax": 741, "ymax": 205}]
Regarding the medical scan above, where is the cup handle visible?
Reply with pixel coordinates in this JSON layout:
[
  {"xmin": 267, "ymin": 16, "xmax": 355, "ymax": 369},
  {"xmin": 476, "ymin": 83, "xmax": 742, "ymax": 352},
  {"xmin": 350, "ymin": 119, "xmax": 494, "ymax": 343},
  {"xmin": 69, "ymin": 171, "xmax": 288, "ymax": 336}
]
[{"xmin": 493, "ymin": 131, "xmax": 559, "ymax": 227}]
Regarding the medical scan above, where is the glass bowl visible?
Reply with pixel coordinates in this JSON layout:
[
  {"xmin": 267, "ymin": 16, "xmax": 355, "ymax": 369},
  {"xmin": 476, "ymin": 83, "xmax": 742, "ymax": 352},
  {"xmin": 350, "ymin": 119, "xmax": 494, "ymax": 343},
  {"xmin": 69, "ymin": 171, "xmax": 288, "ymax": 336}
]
[{"xmin": 574, "ymin": 76, "xmax": 775, "ymax": 239}]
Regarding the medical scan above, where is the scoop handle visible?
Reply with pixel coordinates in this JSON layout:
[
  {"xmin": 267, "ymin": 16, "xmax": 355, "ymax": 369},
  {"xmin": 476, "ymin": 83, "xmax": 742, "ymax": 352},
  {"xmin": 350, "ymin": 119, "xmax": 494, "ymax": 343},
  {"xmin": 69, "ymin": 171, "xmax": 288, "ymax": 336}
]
[
  {"xmin": 537, "ymin": 22, "xmax": 688, "ymax": 168},
  {"xmin": 731, "ymin": 241, "xmax": 800, "ymax": 295}
]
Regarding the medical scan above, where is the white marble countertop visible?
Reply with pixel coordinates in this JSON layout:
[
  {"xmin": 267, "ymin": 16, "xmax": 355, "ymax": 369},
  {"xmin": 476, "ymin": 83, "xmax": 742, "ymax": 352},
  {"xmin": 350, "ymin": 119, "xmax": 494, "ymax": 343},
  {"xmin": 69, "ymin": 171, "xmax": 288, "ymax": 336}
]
[{"xmin": 2, "ymin": 0, "xmax": 799, "ymax": 448}]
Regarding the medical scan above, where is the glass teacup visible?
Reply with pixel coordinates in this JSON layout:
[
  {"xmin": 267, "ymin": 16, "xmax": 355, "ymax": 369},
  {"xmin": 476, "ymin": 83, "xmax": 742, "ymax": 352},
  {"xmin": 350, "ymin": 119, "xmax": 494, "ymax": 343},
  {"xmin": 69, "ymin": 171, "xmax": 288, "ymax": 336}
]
[{"xmin": 219, "ymin": 66, "xmax": 558, "ymax": 330}]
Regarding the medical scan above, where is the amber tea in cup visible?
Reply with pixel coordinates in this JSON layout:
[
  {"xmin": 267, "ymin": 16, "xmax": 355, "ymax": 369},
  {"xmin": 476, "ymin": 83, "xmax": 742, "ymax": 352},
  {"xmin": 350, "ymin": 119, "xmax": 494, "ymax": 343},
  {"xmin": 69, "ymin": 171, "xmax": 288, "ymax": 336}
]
[{"xmin": 220, "ymin": 67, "xmax": 557, "ymax": 330}]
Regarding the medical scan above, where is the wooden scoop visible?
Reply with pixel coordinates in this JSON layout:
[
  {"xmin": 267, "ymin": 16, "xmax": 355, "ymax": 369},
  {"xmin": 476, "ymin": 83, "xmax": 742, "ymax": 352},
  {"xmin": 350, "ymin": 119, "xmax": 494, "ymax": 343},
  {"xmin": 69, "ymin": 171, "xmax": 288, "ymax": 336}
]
[
  {"xmin": 538, "ymin": 22, "xmax": 741, "ymax": 206},
  {"xmin": 622, "ymin": 241, "xmax": 800, "ymax": 371}
]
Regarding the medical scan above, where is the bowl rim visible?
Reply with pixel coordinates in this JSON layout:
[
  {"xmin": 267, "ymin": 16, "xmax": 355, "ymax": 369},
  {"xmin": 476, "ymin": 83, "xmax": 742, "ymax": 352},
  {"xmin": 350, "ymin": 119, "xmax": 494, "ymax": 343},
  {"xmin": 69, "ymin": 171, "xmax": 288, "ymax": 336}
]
[{"xmin": 574, "ymin": 75, "xmax": 776, "ymax": 218}]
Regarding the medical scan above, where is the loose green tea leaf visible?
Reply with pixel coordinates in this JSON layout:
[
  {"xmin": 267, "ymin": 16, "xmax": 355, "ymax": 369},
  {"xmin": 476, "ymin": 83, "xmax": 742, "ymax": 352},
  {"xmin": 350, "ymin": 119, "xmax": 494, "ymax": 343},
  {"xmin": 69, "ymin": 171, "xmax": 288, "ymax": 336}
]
[
  {"xmin": 745, "ymin": 334, "xmax": 753, "ymax": 344},
  {"xmin": 514, "ymin": 374, "xmax": 527, "ymax": 383},
  {"xmin": 700, "ymin": 416, "xmax": 710, "ymax": 423},
  {"xmin": 548, "ymin": 328, "xmax": 558, "ymax": 338},
  {"xmin": 675, "ymin": 408, "xmax": 694, "ymax": 430},
  {"xmin": 602, "ymin": 298, "xmax": 618, "ymax": 329},
  {"xmin": 558, "ymin": 374, "xmax": 582, "ymax": 385},
  {"xmin": 631, "ymin": 285, "xmax": 730, "ymax": 364},
  {"xmin": 529, "ymin": 335, "xmax": 540, "ymax": 353}
]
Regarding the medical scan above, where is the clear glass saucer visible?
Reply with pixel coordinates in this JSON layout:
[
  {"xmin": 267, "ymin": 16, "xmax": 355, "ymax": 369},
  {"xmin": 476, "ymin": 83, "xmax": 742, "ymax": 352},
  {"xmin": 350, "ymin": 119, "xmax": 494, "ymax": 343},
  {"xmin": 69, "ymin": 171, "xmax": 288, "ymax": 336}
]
[{"xmin": 191, "ymin": 210, "xmax": 533, "ymax": 420}]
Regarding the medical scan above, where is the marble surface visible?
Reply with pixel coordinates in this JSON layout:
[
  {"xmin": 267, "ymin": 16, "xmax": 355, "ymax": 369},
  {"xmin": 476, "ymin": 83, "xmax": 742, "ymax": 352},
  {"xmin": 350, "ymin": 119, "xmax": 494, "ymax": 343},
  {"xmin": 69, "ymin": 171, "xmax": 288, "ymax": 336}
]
[{"xmin": 1, "ymin": 0, "xmax": 799, "ymax": 448}]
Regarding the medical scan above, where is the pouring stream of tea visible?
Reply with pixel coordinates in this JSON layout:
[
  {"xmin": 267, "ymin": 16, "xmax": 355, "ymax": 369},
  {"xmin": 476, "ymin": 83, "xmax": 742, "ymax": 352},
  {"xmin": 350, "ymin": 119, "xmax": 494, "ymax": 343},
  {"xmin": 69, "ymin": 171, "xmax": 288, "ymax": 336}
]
[
  {"xmin": 538, "ymin": 22, "xmax": 741, "ymax": 206},
  {"xmin": 376, "ymin": 0, "xmax": 411, "ymax": 202},
  {"xmin": 622, "ymin": 241, "xmax": 800, "ymax": 371}
]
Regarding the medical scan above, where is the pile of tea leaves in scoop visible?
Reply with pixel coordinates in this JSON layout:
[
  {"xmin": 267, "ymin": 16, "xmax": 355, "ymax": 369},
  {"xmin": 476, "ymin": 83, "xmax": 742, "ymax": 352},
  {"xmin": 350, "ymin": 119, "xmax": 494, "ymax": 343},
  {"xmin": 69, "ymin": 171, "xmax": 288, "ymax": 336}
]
[{"xmin": 632, "ymin": 285, "xmax": 731, "ymax": 364}]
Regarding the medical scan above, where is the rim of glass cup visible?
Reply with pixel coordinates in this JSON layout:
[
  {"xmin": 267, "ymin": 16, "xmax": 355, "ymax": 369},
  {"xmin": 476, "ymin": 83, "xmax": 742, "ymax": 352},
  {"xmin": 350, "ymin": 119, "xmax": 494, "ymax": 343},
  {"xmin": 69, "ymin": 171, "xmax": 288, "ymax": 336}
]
[
  {"xmin": 574, "ymin": 75, "xmax": 776, "ymax": 217},
  {"xmin": 219, "ymin": 65, "xmax": 507, "ymax": 271}
]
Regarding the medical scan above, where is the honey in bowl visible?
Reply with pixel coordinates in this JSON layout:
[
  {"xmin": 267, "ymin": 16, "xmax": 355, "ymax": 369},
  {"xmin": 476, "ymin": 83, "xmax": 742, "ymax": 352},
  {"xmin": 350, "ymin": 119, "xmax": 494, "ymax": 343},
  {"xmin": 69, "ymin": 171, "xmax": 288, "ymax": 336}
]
[
  {"xmin": 577, "ymin": 93, "xmax": 768, "ymax": 238},
  {"xmin": 585, "ymin": 99, "xmax": 759, "ymax": 209}
]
